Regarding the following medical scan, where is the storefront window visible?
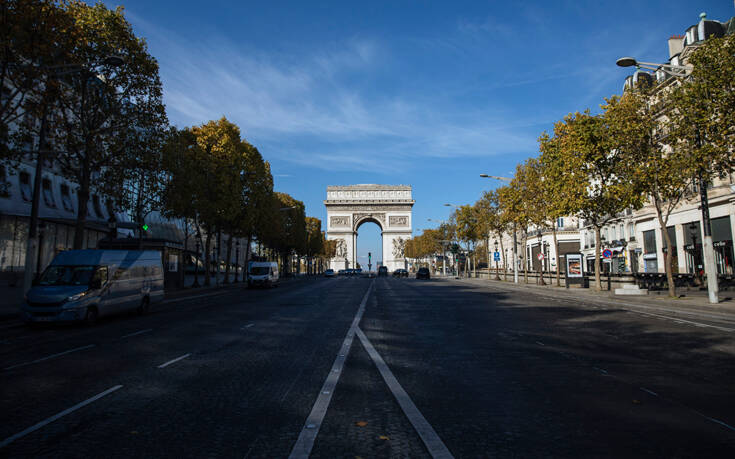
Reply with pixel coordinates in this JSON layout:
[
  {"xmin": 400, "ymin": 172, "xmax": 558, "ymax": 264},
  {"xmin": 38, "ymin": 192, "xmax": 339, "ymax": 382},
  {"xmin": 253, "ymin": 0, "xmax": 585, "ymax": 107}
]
[
  {"xmin": 684, "ymin": 221, "xmax": 702, "ymax": 275},
  {"xmin": 662, "ymin": 226, "xmax": 678, "ymax": 273},
  {"xmin": 643, "ymin": 230, "xmax": 656, "ymax": 254},
  {"xmin": 712, "ymin": 216, "xmax": 733, "ymax": 275}
]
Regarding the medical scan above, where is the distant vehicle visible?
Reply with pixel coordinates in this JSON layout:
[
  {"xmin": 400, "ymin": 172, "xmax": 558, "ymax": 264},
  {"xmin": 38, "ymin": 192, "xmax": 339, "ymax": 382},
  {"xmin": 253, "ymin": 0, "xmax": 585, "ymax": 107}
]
[
  {"xmin": 378, "ymin": 266, "xmax": 388, "ymax": 277},
  {"xmin": 22, "ymin": 249, "xmax": 164, "ymax": 325},
  {"xmin": 416, "ymin": 267, "xmax": 431, "ymax": 279},
  {"xmin": 393, "ymin": 268, "xmax": 408, "ymax": 278},
  {"xmin": 248, "ymin": 261, "xmax": 279, "ymax": 288},
  {"xmin": 345, "ymin": 269, "xmax": 355, "ymax": 276},
  {"xmin": 354, "ymin": 268, "xmax": 363, "ymax": 275},
  {"xmin": 324, "ymin": 269, "xmax": 336, "ymax": 278},
  {"xmin": 338, "ymin": 269, "xmax": 346, "ymax": 276}
]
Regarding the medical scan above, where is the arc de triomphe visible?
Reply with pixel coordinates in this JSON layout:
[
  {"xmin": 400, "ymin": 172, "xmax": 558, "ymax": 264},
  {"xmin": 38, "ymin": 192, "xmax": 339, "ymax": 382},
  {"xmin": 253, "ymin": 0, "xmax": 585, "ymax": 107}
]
[{"xmin": 325, "ymin": 184, "xmax": 414, "ymax": 272}]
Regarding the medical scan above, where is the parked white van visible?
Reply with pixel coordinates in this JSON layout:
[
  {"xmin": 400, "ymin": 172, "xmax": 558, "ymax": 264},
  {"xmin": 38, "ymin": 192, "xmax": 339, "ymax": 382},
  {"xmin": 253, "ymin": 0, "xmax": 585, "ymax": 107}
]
[
  {"xmin": 248, "ymin": 261, "xmax": 279, "ymax": 288},
  {"xmin": 22, "ymin": 250, "xmax": 164, "ymax": 324}
]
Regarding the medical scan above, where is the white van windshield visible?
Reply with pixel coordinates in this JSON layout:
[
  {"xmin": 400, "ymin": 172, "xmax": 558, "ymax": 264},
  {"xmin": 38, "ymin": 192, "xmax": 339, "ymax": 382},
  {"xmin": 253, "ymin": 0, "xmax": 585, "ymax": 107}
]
[
  {"xmin": 39, "ymin": 265, "xmax": 96, "ymax": 286},
  {"xmin": 250, "ymin": 267, "xmax": 269, "ymax": 275}
]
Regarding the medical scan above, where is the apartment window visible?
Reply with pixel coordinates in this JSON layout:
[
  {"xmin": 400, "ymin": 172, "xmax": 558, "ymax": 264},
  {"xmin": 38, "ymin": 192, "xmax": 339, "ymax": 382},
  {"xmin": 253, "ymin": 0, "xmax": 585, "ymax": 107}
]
[
  {"xmin": 643, "ymin": 230, "xmax": 657, "ymax": 254},
  {"xmin": 19, "ymin": 171, "xmax": 32, "ymax": 202},
  {"xmin": 628, "ymin": 223, "xmax": 636, "ymax": 241},
  {"xmin": 556, "ymin": 217, "xmax": 564, "ymax": 229},
  {"xmin": 0, "ymin": 165, "xmax": 10, "ymax": 198},
  {"xmin": 620, "ymin": 224, "xmax": 625, "ymax": 241},
  {"xmin": 60, "ymin": 184, "xmax": 74, "ymax": 212},
  {"xmin": 42, "ymin": 178, "xmax": 55, "ymax": 208}
]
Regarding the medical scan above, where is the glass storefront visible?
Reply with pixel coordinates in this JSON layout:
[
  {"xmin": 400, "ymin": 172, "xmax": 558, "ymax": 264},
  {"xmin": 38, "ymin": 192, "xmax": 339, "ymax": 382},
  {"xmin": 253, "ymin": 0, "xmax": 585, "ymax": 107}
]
[{"xmin": 712, "ymin": 216, "xmax": 733, "ymax": 275}]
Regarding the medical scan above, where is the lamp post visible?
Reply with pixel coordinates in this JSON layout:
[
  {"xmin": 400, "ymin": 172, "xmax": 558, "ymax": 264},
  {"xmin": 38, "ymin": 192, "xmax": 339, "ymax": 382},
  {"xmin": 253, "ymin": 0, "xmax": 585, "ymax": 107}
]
[
  {"xmin": 537, "ymin": 230, "xmax": 546, "ymax": 285},
  {"xmin": 193, "ymin": 237, "xmax": 201, "ymax": 288},
  {"xmin": 480, "ymin": 174, "xmax": 519, "ymax": 284},
  {"xmin": 22, "ymin": 56, "xmax": 124, "ymax": 295},
  {"xmin": 689, "ymin": 222, "xmax": 701, "ymax": 284},
  {"xmin": 617, "ymin": 54, "xmax": 718, "ymax": 303},
  {"xmin": 234, "ymin": 239, "xmax": 240, "ymax": 283},
  {"xmin": 494, "ymin": 240, "xmax": 500, "ymax": 280}
]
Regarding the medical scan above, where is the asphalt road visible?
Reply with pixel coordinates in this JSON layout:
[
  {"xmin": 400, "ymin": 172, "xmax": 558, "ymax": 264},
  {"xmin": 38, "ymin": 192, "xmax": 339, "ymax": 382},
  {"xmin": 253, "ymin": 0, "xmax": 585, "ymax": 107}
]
[{"xmin": 1, "ymin": 276, "xmax": 735, "ymax": 458}]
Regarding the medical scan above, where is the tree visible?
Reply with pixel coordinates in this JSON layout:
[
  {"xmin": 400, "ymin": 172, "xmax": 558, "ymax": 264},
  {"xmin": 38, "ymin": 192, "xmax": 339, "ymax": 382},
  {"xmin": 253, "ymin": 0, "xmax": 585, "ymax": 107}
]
[
  {"xmin": 606, "ymin": 89, "xmax": 695, "ymax": 297},
  {"xmin": 475, "ymin": 190, "xmax": 509, "ymax": 279},
  {"xmin": 0, "ymin": 0, "xmax": 75, "ymax": 158},
  {"xmin": 305, "ymin": 217, "xmax": 324, "ymax": 274},
  {"xmin": 452, "ymin": 205, "xmax": 482, "ymax": 277},
  {"xmin": 51, "ymin": 1, "xmax": 167, "ymax": 249}
]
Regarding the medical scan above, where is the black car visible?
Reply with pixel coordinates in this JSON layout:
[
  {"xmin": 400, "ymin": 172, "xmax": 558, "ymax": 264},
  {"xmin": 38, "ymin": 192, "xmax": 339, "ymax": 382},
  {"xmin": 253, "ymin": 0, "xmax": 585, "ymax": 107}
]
[
  {"xmin": 416, "ymin": 267, "xmax": 430, "ymax": 279},
  {"xmin": 392, "ymin": 268, "xmax": 408, "ymax": 278},
  {"xmin": 378, "ymin": 266, "xmax": 388, "ymax": 277}
]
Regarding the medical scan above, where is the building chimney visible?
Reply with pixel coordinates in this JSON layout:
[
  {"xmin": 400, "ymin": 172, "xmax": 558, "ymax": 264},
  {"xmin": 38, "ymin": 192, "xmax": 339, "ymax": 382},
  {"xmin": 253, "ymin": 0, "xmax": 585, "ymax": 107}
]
[{"xmin": 668, "ymin": 35, "xmax": 684, "ymax": 58}]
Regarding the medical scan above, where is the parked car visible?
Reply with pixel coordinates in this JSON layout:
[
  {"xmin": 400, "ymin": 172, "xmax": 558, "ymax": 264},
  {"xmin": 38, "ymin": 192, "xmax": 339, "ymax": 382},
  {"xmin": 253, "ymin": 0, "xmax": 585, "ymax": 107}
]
[
  {"xmin": 248, "ymin": 261, "xmax": 279, "ymax": 288},
  {"xmin": 416, "ymin": 267, "xmax": 431, "ymax": 279},
  {"xmin": 22, "ymin": 249, "xmax": 164, "ymax": 325},
  {"xmin": 378, "ymin": 266, "xmax": 388, "ymax": 277},
  {"xmin": 338, "ymin": 269, "xmax": 346, "ymax": 276},
  {"xmin": 324, "ymin": 269, "xmax": 336, "ymax": 278},
  {"xmin": 393, "ymin": 268, "xmax": 408, "ymax": 278}
]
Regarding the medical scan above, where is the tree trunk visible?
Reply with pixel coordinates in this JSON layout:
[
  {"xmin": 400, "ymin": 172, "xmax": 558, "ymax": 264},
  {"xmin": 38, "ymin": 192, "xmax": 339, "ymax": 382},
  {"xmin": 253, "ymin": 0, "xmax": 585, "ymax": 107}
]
[
  {"xmin": 553, "ymin": 225, "xmax": 560, "ymax": 287},
  {"xmin": 594, "ymin": 225, "xmax": 602, "ymax": 291},
  {"xmin": 203, "ymin": 231, "xmax": 212, "ymax": 287},
  {"xmin": 224, "ymin": 235, "xmax": 233, "ymax": 284},
  {"xmin": 657, "ymin": 209, "xmax": 677, "ymax": 298},
  {"xmin": 73, "ymin": 171, "xmax": 91, "ymax": 249}
]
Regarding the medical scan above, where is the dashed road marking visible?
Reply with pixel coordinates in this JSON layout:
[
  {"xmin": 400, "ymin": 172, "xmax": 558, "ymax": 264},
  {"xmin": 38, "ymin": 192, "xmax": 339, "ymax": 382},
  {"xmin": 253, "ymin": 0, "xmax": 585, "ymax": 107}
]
[
  {"xmin": 0, "ymin": 385, "xmax": 123, "ymax": 449},
  {"xmin": 157, "ymin": 353, "xmax": 191, "ymax": 369},
  {"xmin": 592, "ymin": 366, "xmax": 609, "ymax": 375},
  {"xmin": 357, "ymin": 327, "xmax": 453, "ymax": 458},
  {"xmin": 640, "ymin": 387, "xmax": 658, "ymax": 396},
  {"xmin": 288, "ymin": 281, "xmax": 374, "ymax": 459},
  {"xmin": 121, "ymin": 328, "xmax": 153, "ymax": 338},
  {"xmin": 3, "ymin": 344, "xmax": 96, "ymax": 371},
  {"xmin": 535, "ymin": 341, "xmax": 545, "ymax": 346}
]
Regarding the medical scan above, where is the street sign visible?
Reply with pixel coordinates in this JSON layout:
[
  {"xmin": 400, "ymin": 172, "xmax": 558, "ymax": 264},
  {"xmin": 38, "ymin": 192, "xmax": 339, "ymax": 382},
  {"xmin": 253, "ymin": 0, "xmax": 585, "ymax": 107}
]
[
  {"xmin": 602, "ymin": 249, "xmax": 613, "ymax": 259},
  {"xmin": 493, "ymin": 252, "xmax": 500, "ymax": 261},
  {"xmin": 537, "ymin": 253, "xmax": 544, "ymax": 261}
]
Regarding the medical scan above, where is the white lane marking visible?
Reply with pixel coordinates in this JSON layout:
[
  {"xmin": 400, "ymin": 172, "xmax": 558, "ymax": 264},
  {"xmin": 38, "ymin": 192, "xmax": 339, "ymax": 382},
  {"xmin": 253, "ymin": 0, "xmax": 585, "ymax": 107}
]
[
  {"xmin": 592, "ymin": 366, "xmax": 608, "ymax": 375},
  {"xmin": 0, "ymin": 385, "xmax": 123, "ymax": 449},
  {"xmin": 3, "ymin": 344, "xmax": 96, "ymax": 371},
  {"xmin": 288, "ymin": 282, "xmax": 374, "ymax": 459},
  {"xmin": 640, "ymin": 387, "xmax": 658, "ymax": 397},
  {"xmin": 121, "ymin": 328, "xmax": 153, "ymax": 338},
  {"xmin": 535, "ymin": 341, "xmax": 545, "ymax": 346},
  {"xmin": 160, "ymin": 291, "xmax": 228, "ymax": 305},
  {"xmin": 633, "ymin": 311, "xmax": 735, "ymax": 332},
  {"xmin": 701, "ymin": 415, "xmax": 735, "ymax": 432},
  {"xmin": 356, "ymin": 327, "xmax": 453, "ymax": 458},
  {"xmin": 242, "ymin": 323, "xmax": 255, "ymax": 329},
  {"xmin": 157, "ymin": 353, "xmax": 191, "ymax": 368}
]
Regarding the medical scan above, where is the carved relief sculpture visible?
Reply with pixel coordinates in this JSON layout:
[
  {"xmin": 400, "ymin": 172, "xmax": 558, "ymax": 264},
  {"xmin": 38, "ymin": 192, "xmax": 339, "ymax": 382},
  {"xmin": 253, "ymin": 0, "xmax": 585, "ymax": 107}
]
[
  {"xmin": 335, "ymin": 239, "xmax": 347, "ymax": 258},
  {"xmin": 330, "ymin": 216, "xmax": 350, "ymax": 227},
  {"xmin": 392, "ymin": 237, "xmax": 406, "ymax": 259},
  {"xmin": 389, "ymin": 216, "xmax": 408, "ymax": 227}
]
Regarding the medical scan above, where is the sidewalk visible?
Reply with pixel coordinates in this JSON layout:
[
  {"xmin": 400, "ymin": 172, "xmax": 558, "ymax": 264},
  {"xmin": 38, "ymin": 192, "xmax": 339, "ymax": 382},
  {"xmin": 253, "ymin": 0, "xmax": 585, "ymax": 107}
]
[{"xmin": 453, "ymin": 277, "xmax": 735, "ymax": 324}]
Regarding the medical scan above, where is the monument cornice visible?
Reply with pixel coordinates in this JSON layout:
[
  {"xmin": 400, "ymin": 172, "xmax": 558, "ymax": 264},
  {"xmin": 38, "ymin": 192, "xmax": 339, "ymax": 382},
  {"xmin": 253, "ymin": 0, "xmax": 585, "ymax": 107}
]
[{"xmin": 325, "ymin": 203, "xmax": 414, "ymax": 211}]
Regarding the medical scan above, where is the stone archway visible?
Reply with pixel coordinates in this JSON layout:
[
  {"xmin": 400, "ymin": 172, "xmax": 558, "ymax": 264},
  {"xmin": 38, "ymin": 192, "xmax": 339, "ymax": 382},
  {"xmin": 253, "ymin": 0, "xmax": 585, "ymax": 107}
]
[{"xmin": 325, "ymin": 185, "xmax": 414, "ymax": 272}]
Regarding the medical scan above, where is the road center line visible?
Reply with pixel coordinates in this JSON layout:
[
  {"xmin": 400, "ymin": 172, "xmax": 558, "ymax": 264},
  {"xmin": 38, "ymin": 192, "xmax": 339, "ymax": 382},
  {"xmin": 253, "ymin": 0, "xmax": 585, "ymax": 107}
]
[
  {"xmin": 356, "ymin": 327, "xmax": 453, "ymax": 458},
  {"xmin": 157, "ymin": 353, "xmax": 191, "ymax": 368},
  {"xmin": 3, "ymin": 344, "xmax": 96, "ymax": 371},
  {"xmin": 288, "ymin": 281, "xmax": 374, "ymax": 459},
  {"xmin": 122, "ymin": 328, "xmax": 153, "ymax": 338},
  {"xmin": 0, "ymin": 385, "xmax": 123, "ymax": 449}
]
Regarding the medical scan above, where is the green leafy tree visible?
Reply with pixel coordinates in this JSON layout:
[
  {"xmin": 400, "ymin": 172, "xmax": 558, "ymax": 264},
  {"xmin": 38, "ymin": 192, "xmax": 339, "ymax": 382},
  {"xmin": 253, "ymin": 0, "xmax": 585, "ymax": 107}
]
[{"xmin": 51, "ymin": 1, "xmax": 167, "ymax": 249}]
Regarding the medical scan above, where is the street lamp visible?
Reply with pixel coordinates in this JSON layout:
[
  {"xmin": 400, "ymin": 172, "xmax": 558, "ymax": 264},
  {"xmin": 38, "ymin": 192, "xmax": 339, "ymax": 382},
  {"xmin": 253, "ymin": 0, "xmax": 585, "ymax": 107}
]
[
  {"xmin": 234, "ymin": 239, "xmax": 240, "ymax": 283},
  {"xmin": 480, "ymin": 174, "xmax": 519, "ymax": 284},
  {"xmin": 493, "ymin": 240, "xmax": 500, "ymax": 280},
  {"xmin": 617, "ymin": 53, "xmax": 717, "ymax": 303},
  {"xmin": 537, "ymin": 230, "xmax": 546, "ymax": 285},
  {"xmin": 22, "ymin": 55, "xmax": 125, "ymax": 295}
]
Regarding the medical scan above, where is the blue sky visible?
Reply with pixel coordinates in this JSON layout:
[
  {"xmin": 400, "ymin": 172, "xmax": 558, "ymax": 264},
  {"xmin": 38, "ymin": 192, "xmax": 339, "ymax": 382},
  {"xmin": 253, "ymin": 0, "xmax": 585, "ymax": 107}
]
[{"xmin": 106, "ymin": 0, "xmax": 733, "ymax": 268}]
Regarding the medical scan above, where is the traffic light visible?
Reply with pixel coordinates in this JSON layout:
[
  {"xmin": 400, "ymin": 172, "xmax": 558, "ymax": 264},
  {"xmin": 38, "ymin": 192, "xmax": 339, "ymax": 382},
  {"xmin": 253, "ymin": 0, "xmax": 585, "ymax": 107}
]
[
  {"xmin": 368, "ymin": 252, "xmax": 372, "ymax": 263},
  {"xmin": 141, "ymin": 223, "xmax": 149, "ymax": 232}
]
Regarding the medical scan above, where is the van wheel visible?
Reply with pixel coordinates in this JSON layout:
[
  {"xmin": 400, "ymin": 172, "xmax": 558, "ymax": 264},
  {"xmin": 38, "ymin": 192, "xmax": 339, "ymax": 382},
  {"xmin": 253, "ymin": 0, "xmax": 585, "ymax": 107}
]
[
  {"xmin": 137, "ymin": 297, "xmax": 150, "ymax": 315},
  {"xmin": 84, "ymin": 307, "xmax": 99, "ymax": 326}
]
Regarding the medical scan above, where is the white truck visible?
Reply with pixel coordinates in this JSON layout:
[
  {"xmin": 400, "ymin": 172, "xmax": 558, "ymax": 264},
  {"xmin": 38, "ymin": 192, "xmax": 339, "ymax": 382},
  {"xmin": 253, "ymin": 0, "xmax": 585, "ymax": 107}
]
[{"xmin": 247, "ymin": 261, "xmax": 279, "ymax": 288}]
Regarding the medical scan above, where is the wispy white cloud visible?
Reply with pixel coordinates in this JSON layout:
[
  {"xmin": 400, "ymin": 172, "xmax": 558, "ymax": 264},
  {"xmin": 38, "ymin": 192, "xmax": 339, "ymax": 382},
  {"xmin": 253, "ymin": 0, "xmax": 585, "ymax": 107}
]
[{"xmin": 126, "ymin": 10, "xmax": 543, "ymax": 174}]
